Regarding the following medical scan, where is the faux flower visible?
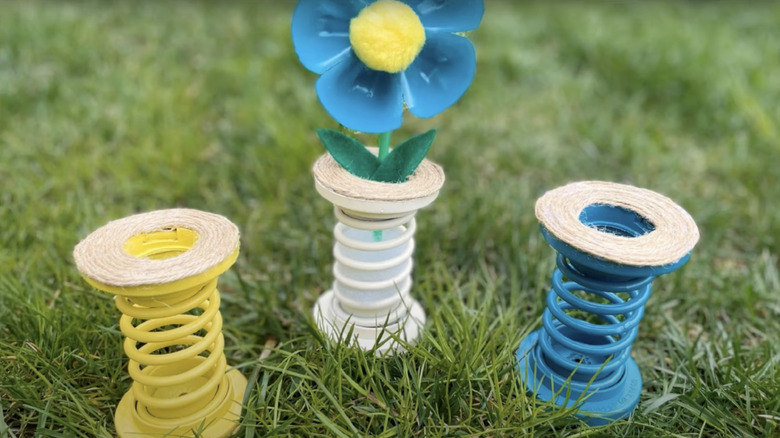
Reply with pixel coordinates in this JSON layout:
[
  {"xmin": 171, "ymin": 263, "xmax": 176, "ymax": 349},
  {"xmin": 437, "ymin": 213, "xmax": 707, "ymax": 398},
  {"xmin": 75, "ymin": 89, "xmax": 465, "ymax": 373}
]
[{"xmin": 292, "ymin": 0, "xmax": 484, "ymax": 134}]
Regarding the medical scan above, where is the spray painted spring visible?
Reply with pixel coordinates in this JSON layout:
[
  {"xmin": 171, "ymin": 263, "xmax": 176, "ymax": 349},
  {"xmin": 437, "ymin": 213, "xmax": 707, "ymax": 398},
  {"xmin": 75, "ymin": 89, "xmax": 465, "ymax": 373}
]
[
  {"xmin": 539, "ymin": 253, "xmax": 654, "ymax": 386},
  {"xmin": 313, "ymin": 206, "xmax": 426, "ymax": 352},
  {"xmin": 116, "ymin": 278, "xmax": 230, "ymax": 423},
  {"xmin": 311, "ymin": 147, "xmax": 444, "ymax": 353},
  {"xmin": 331, "ymin": 207, "xmax": 416, "ymax": 325},
  {"xmin": 517, "ymin": 181, "xmax": 699, "ymax": 424},
  {"xmin": 73, "ymin": 209, "xmax": 247, "ymax": 437}
]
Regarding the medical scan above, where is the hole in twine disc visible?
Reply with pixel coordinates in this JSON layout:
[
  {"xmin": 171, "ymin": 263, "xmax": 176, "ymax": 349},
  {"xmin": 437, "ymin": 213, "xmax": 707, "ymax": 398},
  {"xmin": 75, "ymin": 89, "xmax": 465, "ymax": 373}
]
[
  {"xmin": 578, "ymin": 204, "xmax": 655, "ymax": 238},
  {"xmin": 123, "ymin": 228, "xmax": 199, "ymax": 260}
]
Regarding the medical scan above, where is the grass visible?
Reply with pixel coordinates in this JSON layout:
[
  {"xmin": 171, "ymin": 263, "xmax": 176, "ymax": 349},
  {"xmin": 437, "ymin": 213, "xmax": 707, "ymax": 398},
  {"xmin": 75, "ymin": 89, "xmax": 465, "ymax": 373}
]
[{"xmin": 1, "ymin": 0, "xmax": 779, "ymax": 436}]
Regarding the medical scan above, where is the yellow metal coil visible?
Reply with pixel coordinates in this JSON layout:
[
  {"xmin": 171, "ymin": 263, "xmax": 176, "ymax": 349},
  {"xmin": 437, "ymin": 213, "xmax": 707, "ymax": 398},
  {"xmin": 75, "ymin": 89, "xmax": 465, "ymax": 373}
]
[{"xmin": 73, "ymin": 209, "xmax": 246, "ymax": 437}]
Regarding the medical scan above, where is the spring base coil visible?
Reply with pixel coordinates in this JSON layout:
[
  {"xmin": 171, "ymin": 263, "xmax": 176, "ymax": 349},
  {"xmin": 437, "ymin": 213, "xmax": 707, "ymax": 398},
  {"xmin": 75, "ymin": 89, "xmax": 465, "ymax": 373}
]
[
  {"xmin": 517, "ymin": 331, "xmax": 643, "ymax": 423},
  {"xmin": 314, "ymin": 207, "xmax": 426, "ymax": 354},
  {"xmin": 112, "ymin": 281, "xmax": 248, "ymax": 437},
  {"xmin": 115, "ymin": 367, "xmax": 246, "ymax": 436},
  {"xmin": 515, "ymin": 262, "xmax": 649, "ymax": 425},
  {"xmin": 314, "ymin": 291, "xmax": 426, "ymax": 354},
  {"xmin": 517, "ymin": 251, "xmax": 656, "ymax": 425}
]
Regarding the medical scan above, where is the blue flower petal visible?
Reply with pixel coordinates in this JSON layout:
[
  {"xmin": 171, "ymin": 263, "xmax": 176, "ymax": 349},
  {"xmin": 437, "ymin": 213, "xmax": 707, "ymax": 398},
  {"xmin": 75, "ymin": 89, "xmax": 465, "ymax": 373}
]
[
  {"xmin": 401, "ymin": 32, "xmax": 476, "ymax": 119},
  {"xmin": 402, "ymin": 0, "xmax": 484, "ymax": 32},
  {"xmin": 316, "ymin": 53, "xmax": 404, "ymax": 133},
  {"xmin": 292, "ymin": 0, "xmax": 369, "ymax": 74}
]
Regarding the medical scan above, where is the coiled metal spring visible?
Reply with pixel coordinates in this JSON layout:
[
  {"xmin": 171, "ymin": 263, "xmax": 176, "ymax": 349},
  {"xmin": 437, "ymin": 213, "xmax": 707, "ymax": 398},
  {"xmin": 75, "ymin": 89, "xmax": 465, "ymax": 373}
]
[
  {"xmin": 116, "ymin": 277, "xmax": 232, "ymax": 426},
  {"xmin": 74, "ymin": 209, "xmax": 247, "ymax": 437},
  {"xmin": 314, "ymin": 207, "xmax": 426, "ymax": 353},
  {"xmin": 517, "ymin": 182, "xmax": 699, "ymax": 424},
  {"xmin": 539, "ymin": 253, "xmax": 653, "ymax": 388}
]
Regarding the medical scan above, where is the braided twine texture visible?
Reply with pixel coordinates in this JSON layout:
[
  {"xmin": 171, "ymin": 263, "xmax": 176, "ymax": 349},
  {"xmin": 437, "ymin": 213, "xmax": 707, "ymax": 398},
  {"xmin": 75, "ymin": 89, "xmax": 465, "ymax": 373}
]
[
  {"xmin": 535, "ymin": 181, "xmax": 700, "ymax": 267},
  {"xmin": 73, "ymin": 209, "xmax": 239, "ymax": 288},
  {"xmin": 312, "ymin": 151, "xmax": 445, "ymax": 202}
]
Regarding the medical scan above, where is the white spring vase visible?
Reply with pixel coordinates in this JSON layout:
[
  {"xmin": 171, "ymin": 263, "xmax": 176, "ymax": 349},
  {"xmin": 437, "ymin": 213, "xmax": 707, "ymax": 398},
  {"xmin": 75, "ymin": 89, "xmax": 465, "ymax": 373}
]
[
  {"xmin": 314, "ymin": 206, "xmax": 426, "ymax": 353},
  {"xmin": 311, "ymin": 151, "xmax": 444, "ymax": 354}
]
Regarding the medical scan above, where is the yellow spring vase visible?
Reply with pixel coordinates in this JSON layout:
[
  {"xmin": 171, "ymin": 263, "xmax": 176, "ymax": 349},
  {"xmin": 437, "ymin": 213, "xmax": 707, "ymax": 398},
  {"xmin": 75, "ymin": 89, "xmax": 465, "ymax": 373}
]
[{"xmin": 73, "ymin": 209, "xmax": 247, "ymax": 437}]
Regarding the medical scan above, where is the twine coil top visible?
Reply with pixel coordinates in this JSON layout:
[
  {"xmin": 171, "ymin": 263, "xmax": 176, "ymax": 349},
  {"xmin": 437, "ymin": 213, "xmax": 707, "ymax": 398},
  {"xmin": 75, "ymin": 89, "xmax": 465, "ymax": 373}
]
[
  {"xmin": 313, "ymin": 151, "xmax": 445, "ymax": 202},
  {"xmin": 313, "ymin": 151, "xmax": 445, "ymax": 215},
  {"xmin": 535, "ymin": 181, "xmax": 699, "ymax": 267},
  {"xmin": 73, "ymin": 209, "xmax": 239, "ymax": 289}
]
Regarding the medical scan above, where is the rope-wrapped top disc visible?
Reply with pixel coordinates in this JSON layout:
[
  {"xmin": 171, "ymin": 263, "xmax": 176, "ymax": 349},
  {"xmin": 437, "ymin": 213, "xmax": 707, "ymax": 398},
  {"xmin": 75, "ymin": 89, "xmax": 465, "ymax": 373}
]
[
  {"xmin": 73, "ymin": 209, "xmax": 239, "ymax": 289},
  {"xmin": 312, "ymin": 151, "xmax": 445, "ymax": 203},
  {"xmin": 535, "ymin": 181, "xmax": 699, "ymax": 267}
]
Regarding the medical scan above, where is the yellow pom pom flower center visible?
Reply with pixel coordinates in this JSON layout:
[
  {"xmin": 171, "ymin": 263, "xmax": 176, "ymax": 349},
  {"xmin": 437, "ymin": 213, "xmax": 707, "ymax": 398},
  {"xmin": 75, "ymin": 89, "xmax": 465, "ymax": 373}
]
[{"xmin": 349, "ymin": 0, "xmax": 426, "ymax": 73}]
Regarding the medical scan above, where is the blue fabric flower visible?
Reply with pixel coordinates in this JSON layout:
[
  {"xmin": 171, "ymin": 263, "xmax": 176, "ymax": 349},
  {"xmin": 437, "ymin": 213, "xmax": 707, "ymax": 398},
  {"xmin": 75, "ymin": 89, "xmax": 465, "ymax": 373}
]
[{"xmin": 292, "ymin": 0, "xmax": 483, "ymax": 134}]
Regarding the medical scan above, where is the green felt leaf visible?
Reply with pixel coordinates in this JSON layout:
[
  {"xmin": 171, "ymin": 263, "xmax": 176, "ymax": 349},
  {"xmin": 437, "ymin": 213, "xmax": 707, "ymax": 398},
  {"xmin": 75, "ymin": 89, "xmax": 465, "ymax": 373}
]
[
  {"xmin": 371, "ymin": 129, "xmax": 436, "ymax": 183},
  {"xmin": 317, "ymin": 129, "xmax": 379, "ymax": 180}
]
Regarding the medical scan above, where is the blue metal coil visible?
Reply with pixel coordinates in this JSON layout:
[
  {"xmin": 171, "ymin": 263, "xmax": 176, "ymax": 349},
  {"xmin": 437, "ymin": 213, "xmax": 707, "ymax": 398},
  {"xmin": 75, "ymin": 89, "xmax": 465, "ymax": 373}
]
[
  {"xmin": 540, "ymin": 254, "xmax": 653, "ymax": 382},
  {"xmin": 519, "ymin": 184, "xmax": 698, "ymax": 425},
  {"xmin": 517, "ymin": 216, "xmax": 682, "ymax": 424}
]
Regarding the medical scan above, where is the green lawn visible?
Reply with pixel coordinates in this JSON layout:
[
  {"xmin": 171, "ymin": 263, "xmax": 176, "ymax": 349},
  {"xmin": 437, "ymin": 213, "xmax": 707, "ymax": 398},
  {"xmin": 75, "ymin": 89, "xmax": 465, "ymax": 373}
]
[{"xmin": 2, "ymin": 1, "xmax": 780, "ymax": 437}]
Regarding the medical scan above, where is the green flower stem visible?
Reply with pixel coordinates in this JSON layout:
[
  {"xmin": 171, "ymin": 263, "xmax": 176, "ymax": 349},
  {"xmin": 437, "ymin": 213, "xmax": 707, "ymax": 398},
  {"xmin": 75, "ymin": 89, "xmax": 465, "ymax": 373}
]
[
  {"xmin": 378, "ymin": 131, "xmax": 392, "ymax": 162},
  {"xmin": 374, "ymin": 130, "xmax": 392, "ymax": 241}
]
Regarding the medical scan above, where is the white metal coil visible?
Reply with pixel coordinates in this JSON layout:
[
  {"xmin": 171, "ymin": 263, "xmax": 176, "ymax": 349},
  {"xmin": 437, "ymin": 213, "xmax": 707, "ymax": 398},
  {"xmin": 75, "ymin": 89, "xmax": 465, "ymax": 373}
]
[{"xmin": 331, "ymin": 207, "xmax": 417, "ymax": 323}]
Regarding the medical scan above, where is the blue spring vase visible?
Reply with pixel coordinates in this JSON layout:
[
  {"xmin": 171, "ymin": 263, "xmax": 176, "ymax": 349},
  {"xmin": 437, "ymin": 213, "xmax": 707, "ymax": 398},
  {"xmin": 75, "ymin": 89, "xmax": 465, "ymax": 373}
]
[{"xmin": 517, "ymin": 182, "xmax": 699, "ymax": 425}]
